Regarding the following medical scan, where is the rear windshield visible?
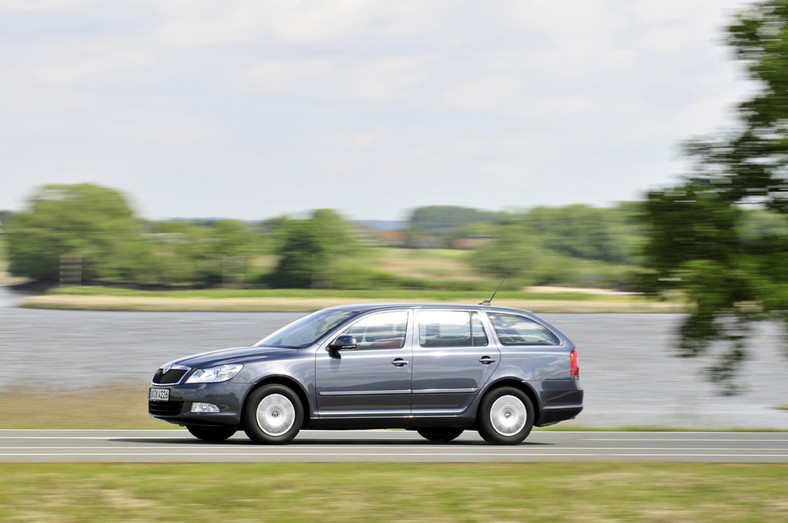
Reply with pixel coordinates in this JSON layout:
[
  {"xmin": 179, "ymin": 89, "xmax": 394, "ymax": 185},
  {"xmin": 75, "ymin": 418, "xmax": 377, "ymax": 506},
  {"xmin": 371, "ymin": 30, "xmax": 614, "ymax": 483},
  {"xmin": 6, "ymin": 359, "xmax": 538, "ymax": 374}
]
[{"xmin": 487, "ymin": 312, "xmax": 560, "ymax": 346}]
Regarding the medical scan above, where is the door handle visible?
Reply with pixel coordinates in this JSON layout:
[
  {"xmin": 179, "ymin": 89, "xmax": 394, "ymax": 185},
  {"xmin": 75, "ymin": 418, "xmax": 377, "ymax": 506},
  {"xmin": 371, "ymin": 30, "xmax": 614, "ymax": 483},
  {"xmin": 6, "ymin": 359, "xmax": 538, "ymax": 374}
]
[
  {"xmin": 391, "ymin": 358, "xmax": 410, "ymax": 367},
  {"xmin": 479, "ymin": 356, "xmax": 496, "ymax": 365}
]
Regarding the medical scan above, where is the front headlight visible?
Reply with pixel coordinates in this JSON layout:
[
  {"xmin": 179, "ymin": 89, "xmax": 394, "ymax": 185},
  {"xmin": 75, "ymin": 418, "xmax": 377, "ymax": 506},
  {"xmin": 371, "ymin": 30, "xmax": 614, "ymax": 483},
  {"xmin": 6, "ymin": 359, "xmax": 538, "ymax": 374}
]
[{"xmin": 186, "ymin": 364, "xmax": 243, "ymax": 384}]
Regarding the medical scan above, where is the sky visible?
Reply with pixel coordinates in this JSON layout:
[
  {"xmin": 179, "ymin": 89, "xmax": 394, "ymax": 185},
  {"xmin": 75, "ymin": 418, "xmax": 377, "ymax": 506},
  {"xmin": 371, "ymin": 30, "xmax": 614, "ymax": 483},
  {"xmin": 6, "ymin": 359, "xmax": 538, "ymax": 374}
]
[{"xmin": 0, "ymin": 0, "xmax": 759, "ymax": 222}]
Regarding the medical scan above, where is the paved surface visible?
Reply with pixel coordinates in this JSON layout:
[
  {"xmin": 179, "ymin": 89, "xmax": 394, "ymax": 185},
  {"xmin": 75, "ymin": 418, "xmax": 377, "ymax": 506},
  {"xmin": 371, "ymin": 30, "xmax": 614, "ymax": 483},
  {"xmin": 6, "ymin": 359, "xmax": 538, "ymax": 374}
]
[{"xmin": 1, "ymin": 429, "xmax": 787, "ymax": 463}]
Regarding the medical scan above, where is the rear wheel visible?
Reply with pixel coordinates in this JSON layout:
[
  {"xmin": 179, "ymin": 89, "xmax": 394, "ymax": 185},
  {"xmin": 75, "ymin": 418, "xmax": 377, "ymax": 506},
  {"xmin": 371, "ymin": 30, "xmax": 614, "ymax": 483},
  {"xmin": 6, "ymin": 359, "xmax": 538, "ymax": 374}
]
[
  {"xmin": 243, "ymin": 384, "xmax": 303, "ymax": 444},
  {"xmin": 186, "ymin": 425, "xmax": 236, "ymax": 442},
  {"xmin": 417, "ymin": 428, "xmax": 464, "ymax": 442},
  {"xmin": 477, "ymin": 387, "xmax": 534, "ymax": 445}
]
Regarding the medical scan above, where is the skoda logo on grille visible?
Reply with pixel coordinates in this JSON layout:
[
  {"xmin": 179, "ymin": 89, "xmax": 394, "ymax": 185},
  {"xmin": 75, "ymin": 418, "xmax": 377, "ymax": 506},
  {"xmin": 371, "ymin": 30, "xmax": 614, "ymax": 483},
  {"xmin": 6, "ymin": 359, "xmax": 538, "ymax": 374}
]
[{"xmin": 162, "ymin": 364, "xmax": 173, "ymax": 374}]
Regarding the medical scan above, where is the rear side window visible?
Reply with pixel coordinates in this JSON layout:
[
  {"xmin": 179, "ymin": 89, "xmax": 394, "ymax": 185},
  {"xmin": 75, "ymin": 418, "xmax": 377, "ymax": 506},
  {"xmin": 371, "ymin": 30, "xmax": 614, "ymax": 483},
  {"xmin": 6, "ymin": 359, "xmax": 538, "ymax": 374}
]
[
  {"xmin": 487, "ymin": 313, "xmax": 560, "ymax": 346},
  {"xmin": 418, "ymin": 311, "xmax": 488, "ymax": 347}
]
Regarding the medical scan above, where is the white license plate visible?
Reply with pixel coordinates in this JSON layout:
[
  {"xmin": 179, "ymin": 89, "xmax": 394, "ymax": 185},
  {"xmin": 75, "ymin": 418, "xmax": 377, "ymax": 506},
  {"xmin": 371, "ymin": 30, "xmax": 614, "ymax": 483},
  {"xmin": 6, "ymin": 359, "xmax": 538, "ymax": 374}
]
[{"xmin": 149, "ymin": 388, "xmax": 170, "ymax": 402}]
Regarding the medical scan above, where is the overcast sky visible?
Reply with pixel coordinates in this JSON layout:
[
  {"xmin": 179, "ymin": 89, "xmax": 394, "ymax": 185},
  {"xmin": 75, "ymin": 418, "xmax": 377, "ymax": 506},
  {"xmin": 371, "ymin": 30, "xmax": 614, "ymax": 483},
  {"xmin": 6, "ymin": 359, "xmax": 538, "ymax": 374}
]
[{"xmin": 1, "ymin": 0, "xmax": 758, "ymax": 222}]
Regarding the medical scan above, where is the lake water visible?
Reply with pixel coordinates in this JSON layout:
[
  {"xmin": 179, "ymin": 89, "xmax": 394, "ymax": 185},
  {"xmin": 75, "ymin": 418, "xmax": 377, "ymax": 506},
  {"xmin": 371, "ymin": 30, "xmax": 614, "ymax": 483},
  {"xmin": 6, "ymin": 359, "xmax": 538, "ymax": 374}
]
[{"xmin": 0, "ymin": 286, "xmax": 786, "ymax": 429}]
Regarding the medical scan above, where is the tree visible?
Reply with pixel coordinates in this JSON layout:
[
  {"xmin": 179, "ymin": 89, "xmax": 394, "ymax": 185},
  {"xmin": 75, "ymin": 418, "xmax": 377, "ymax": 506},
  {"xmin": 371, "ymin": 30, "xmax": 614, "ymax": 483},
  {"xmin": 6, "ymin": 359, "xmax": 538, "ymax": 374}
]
[
  {"xmin": 5, "ymin": 184, "xmax": 147, "ymax": 282},
  {"xmin": 470, "ymin": 220, "xmax": 545, "ymax": 286},
  {"xmin": 146, "ymin": 219, "xmax": 264, "ymax": 285},
  {"xmin": 267, "ymin": 210, "xmax": 362, "ymax": 288},
  {"xmin": 525, "ymin": 204, "xmax": 642, "ymax": 265},
  {"xmin": 641, "ymin": 0, "xmax": 788, "ymax": 391},
  {"xmin": 407, "ymin": 206, "xmax": 497, "ymax": 247}
]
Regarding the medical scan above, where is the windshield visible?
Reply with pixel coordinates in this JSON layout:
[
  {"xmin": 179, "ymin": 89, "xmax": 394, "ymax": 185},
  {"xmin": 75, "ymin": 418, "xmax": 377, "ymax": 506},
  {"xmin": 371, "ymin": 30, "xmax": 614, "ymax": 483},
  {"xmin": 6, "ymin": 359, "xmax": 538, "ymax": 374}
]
[{"xmin": 255, "ymin": 309, "xmax": 361, "ymax": 349}]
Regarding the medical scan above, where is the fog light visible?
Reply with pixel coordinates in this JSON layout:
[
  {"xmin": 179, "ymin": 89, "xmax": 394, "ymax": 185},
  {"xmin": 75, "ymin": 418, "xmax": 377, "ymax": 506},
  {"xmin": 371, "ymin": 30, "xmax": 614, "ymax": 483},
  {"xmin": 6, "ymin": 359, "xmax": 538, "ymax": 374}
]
[{"xmin": 191, "ymin": 402, "xmax": 220, "ymax": 413}]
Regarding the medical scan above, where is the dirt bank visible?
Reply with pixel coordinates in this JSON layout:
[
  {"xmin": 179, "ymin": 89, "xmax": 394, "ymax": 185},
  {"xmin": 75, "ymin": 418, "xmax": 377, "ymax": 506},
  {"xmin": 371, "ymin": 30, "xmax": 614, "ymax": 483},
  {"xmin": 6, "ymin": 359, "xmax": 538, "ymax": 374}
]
[{"xmin": 18, "ymin": 294, "xmax": 686, "ymax": 313}]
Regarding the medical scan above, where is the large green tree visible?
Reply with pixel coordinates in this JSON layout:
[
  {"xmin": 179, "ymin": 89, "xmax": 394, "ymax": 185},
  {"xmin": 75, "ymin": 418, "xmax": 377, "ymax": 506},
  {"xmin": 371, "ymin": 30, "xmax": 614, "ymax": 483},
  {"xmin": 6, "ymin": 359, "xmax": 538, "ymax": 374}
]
[
  {"xmin": 641, "ymin": 0, "xmax": 788, "ymax": 391},
  {"xmin": 267, "ymin": 209, "xmax": 362, "ymax": 288},
  {"xmin": 407, "ymin": 206, "xmax": 497, "ymax": 246},
  {"xmin": 525, "ymin": 204, "xmax": 642, "ymax": 265},
  {"xmin": 470, "ymin": 220, "xmax": 545, "ymax": 285},
  {"xmin": 147, "ymin": 219, "xmax": 263, "ymax": 285},
  {"xmin": 5, "ymin": 184, "xmax": 147, "ymax": 282}
]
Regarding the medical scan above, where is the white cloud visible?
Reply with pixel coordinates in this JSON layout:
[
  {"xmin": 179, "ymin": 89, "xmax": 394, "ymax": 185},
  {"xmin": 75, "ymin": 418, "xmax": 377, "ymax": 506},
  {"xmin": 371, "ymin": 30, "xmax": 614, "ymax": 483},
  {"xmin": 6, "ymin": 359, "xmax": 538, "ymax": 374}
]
[
  {"xmin": 155, "ymin": 0, "xmax": 372, "ymax": 47},
  {"xmin": 635, "ymin": 26, "xmax": 691, "ymax": 53},
  {"xmin": 0, "ymin": 0, "xmax": 88, "ymax": 11},
  {"xmin": 443, "ymin": 76, "xmax": 521, "ymax": 112},
  {"xmin": 29, "ymin": 50, "xmax": 152, "ymax": 85},
  {"xmin": 629, "ymin": 0, "xmax": 739, "ymax": 25},
  {"xmin": 241, "ymin": 55, "xmax": 435, "ymax": 102}
]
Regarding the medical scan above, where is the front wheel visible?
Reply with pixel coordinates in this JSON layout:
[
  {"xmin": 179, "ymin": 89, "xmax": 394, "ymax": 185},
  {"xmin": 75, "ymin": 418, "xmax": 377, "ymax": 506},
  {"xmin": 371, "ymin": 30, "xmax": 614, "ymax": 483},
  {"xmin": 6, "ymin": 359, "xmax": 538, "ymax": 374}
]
[
  {"xmin": 417, "ymin": 428, "xmax": 464, "ymax": 442},
  {"xmin": 243, "ymin": 384, "xmax": 303, "ymax": 444},
  {"xmin": 477, "ymin": 387, "xmax": 534, "ymax": 445},
  {"xmin": 186, "ymin": 425, "xmax": 236, "ymax": 442}
]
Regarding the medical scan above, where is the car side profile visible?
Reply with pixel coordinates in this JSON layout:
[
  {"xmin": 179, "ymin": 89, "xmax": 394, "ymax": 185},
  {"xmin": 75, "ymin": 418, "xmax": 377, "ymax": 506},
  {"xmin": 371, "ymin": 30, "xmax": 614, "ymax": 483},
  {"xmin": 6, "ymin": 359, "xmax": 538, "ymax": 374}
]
[{"xmin": 148, "ymin": 303, "xmax": 583, "ymax": 445}]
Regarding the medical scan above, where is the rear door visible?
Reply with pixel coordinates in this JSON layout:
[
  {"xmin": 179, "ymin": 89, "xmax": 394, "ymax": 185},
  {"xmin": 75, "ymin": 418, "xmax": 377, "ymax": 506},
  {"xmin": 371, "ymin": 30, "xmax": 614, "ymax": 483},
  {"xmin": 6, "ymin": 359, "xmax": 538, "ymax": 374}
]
[{"xmin": 411, "ymin": 310, "xmax": 500, "ymax": 415}]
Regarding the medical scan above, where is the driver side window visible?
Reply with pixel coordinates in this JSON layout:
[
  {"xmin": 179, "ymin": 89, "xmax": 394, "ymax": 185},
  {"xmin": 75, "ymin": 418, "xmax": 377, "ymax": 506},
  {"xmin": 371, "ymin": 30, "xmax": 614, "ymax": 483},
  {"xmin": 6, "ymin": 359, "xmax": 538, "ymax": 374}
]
[{"xmin": 338, "ymin": 311, "xmax": 409, "ymax": 350}]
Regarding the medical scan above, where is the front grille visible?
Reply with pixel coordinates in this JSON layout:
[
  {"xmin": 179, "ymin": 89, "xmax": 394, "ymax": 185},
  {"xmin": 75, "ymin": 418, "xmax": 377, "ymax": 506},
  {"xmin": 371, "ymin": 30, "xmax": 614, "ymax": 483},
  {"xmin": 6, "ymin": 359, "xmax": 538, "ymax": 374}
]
[
  {"xmin": 152, "ymin": 368, "xmax": 188, "ymax": 384},
  {"xmin": 149, "ymin": 400, "xmax": 184, "ymax": 417}
]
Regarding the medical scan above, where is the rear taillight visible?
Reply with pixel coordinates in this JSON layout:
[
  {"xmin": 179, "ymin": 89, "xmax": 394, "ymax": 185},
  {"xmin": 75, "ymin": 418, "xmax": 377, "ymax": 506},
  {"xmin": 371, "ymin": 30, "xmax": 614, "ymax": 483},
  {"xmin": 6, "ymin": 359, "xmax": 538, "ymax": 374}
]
[{"xmin": 570, "ymin": 348, "xmax": 579, "ymax": 377}]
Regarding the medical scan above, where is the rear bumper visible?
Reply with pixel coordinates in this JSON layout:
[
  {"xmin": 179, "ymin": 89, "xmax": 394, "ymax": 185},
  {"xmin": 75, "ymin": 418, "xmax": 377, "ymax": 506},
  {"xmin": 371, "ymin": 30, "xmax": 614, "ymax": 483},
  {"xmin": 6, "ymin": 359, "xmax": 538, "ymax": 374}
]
[{"xmin": 536, "ymin": 404, "xmax": 583, "ymax": 427}]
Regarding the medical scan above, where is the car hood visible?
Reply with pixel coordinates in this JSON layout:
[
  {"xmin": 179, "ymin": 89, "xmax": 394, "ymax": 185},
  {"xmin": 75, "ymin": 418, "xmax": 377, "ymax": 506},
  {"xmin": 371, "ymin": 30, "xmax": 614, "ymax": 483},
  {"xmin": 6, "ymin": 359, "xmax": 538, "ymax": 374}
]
[{"xmin": 171, "ymin": 346, "xmax": 295, "ymax": 368}]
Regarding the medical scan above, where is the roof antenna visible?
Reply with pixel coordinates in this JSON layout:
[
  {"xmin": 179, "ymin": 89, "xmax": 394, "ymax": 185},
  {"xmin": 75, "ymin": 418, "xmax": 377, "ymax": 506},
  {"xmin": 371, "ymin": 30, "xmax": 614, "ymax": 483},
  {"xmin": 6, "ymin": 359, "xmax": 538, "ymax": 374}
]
[{"xmin": 480, "ymin": 273, "xmax": 509, "ymax": 305}]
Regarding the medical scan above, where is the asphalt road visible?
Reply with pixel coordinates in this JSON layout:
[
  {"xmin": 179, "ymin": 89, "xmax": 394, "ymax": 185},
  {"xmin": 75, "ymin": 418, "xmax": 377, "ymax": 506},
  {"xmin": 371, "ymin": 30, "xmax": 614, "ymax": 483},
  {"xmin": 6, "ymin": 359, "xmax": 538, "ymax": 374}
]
[{"xmin": 1, "ymin": 429, "xmax": 787, "ymax": 463}]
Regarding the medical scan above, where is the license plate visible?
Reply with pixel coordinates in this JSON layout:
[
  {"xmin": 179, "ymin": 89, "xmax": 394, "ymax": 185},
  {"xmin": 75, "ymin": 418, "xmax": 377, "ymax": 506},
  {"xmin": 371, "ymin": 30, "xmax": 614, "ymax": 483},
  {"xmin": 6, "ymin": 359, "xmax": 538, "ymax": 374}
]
[{"xmin": 149, "ymin": 388, "xmax": 170, "ymax": 402}]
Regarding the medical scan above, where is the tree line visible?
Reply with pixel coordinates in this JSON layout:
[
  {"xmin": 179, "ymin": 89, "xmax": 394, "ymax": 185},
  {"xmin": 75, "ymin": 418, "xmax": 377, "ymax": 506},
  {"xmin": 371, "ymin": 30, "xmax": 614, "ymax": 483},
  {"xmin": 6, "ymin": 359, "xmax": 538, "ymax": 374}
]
[
  {"xmin": 1, "ymin": 184, "xmax": 648, "ymax": 290},
  {"xmin": 4, "ymin": 184, "xmax": 787, "ymax": 293}
]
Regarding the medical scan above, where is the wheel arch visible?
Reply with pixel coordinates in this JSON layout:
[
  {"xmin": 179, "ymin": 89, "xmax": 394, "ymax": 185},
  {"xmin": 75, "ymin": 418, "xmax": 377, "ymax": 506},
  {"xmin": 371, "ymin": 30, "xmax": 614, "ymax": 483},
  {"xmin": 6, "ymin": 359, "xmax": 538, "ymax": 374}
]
[
  {"xmin": 479, "ymin": 378, "xmax": 542, "ymax": 425},
  {"xmin": 242, "ymin": 376, "xmax": 312, "ymax": 428}
]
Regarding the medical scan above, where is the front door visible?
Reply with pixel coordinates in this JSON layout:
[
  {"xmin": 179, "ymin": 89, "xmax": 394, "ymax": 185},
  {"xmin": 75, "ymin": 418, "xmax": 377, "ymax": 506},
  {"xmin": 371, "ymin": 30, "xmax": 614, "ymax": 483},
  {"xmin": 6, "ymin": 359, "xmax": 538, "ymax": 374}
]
[{"xmin": 315, "ymin": 310, "xmax": 412, "ymax": 417}]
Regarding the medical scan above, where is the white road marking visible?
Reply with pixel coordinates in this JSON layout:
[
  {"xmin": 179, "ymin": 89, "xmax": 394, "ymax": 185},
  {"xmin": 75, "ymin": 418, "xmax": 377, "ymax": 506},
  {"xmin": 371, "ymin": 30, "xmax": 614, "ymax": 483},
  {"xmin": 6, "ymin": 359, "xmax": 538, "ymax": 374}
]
[
  {"xmin": 1, "ymin": 446, "xmax": 786, "ymax": 452},
  {"xmin": 1, "ymin": 453, "xmax": 787, "ymax": 459},
  {"xmin": 588, "ymin": 437, "xmax": 788, "ymax": 442}
]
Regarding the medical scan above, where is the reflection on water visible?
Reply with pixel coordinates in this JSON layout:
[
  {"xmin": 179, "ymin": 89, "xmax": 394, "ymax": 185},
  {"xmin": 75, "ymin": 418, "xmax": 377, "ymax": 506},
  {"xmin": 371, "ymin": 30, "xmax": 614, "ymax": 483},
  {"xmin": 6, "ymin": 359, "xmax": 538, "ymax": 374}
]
[
  {"xmin": 0, "ymin": 286, "xmax": 24, "ymax": 308},
  {"xmin": 0, "ymin": 295, "xmax": 785, "ymax": 429}
]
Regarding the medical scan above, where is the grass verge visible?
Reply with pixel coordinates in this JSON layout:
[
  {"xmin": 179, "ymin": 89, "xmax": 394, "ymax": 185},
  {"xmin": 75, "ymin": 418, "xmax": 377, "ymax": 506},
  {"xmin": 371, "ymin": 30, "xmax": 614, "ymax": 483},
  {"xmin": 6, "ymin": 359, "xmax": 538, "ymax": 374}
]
[
  {"xmin": 0, "ymin": 385, "xmax": 163, "ymax": 429},
  {"xmin": 0, "ymin": 462, "xmax": 786, "ymax": 521}
]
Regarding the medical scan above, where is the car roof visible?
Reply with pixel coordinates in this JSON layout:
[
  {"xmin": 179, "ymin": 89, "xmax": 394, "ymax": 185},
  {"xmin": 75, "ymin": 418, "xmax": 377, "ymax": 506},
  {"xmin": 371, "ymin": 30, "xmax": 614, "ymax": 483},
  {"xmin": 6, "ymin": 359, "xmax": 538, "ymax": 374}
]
[{"xmin": 322, "ymin": 302, "xmax": 534, "ymax": 315}]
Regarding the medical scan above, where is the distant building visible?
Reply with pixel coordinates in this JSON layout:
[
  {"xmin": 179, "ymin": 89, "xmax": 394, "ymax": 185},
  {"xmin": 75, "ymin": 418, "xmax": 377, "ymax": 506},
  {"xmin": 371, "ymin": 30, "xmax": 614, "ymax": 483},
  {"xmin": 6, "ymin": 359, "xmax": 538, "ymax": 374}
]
[
  {"xmin": 377, "ymin": 231, "xmax": 407, "ymax": 247},
  {"xmin": 450, "ymin": 237, "xmax": 492, "ymax": 250}
]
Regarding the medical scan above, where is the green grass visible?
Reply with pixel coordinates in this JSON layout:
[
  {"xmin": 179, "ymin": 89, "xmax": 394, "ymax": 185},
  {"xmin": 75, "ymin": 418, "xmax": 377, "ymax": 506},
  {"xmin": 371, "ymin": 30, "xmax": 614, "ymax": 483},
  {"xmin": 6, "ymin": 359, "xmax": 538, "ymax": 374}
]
[{"xmin": 0, "ymin": 463, "xmax": 785, "ymax": 521}]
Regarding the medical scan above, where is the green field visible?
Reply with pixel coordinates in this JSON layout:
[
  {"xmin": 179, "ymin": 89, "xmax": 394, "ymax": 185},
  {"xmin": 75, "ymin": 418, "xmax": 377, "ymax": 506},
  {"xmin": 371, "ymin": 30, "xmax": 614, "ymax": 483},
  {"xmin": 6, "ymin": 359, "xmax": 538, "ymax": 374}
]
[{"xmin": 0, "ymin": 462, "xmax": 785, "ymax": 521}]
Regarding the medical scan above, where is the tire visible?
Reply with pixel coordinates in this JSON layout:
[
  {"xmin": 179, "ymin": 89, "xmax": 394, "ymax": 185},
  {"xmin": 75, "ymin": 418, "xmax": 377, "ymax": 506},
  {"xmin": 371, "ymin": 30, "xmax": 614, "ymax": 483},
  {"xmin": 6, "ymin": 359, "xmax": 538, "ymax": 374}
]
[
  {"xmin": 477, "ymin": 387, "xmax": 534, "ymax": 445},
  {"xmin": 417, "ymin": 428, "xmax": 464, "ymax": 442},
  {"xmin": 243, "ymin": 384, "xmax": 304, "ymax": 444},
  {"xmin": 186, "ymin": 425, "xmax": 236, "ymax": 442}
]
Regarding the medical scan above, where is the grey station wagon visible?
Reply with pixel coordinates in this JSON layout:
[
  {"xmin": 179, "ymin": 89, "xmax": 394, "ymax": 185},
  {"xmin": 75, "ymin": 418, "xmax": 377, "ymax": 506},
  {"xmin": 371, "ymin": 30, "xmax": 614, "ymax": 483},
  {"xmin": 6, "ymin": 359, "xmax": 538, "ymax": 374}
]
[{"xmin": 149, "ymin": 303, "xmax": 583, "ymax": 444}]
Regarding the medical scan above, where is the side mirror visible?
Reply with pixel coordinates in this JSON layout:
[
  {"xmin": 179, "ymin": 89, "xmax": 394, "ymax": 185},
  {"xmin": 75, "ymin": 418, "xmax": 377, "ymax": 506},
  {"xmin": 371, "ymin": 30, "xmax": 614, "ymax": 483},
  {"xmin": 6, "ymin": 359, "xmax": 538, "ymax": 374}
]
[{"xmin": 329, "ymin": 335, "xmax": 357, "ymax": 352}]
